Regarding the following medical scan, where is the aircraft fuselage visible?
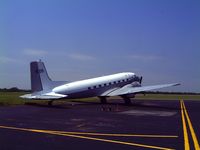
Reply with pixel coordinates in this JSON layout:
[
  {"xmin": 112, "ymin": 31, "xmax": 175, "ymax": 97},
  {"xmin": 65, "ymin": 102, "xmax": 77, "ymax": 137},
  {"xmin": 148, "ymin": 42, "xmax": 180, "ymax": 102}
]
[{"xmin": 53, "ymin": 72, "xmax": 139, "ymax": 99}]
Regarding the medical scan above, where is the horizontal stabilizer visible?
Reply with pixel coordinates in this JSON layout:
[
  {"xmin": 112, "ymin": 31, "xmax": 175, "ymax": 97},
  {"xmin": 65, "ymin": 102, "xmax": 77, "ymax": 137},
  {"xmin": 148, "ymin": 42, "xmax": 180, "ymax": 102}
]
[{"xmin": 20, "ymin": 92, "xmax": 67, "ymax": 100}]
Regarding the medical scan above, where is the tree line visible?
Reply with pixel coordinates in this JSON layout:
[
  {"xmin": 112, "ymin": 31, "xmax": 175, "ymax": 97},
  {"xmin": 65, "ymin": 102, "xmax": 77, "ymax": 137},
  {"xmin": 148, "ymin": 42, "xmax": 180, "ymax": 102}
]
[{"xmin": 0, "ymin": 87, "xmax": 30, "ymax": 92}]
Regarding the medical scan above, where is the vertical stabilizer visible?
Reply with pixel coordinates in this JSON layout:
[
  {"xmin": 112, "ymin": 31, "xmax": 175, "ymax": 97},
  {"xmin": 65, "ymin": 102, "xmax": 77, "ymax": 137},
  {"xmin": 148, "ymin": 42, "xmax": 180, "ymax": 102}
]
[{"xmin": 30, "ymin": 60, "xmax": 52, "ymax": 92}]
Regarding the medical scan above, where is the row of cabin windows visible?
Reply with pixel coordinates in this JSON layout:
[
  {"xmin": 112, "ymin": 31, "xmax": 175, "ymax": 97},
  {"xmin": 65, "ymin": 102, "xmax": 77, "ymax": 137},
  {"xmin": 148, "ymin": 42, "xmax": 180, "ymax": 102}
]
[{"xmin": 88, "ymin": 78, "xmax": 130, "ymax": 90}]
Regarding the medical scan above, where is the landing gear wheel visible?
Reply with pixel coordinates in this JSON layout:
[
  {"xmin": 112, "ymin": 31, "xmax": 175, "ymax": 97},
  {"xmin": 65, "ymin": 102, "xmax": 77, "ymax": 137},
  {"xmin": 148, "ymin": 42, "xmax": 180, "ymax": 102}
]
[
  {"xmin": 124, "ymin": 98, "xmax": 132, "ymax": 105},
  {"xmin": 48, "ymin": 100, "xmax": 53, "ymax": 106},
  {"xmin": 99, "ymin": 97, "xmax": 107, "ymax": 104}
]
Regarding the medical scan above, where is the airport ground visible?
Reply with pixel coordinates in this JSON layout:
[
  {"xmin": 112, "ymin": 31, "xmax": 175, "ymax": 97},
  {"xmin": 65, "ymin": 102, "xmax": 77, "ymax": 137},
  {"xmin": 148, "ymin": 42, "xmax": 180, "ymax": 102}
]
[{"xmin": 0, "ymin": 92, "xmax": 200, "ymax": 150}]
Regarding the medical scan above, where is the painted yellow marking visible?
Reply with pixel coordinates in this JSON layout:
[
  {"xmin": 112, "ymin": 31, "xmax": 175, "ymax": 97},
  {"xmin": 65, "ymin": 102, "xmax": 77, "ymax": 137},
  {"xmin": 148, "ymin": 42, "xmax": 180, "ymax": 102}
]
[
  {"xmin": 180, "ymin": 100, "xmax": 190, "ymax": 150},
  {"xmin": 44, "ymin": 131, "xmax": 175, "ymax": 150},
  {"xmin": 48, "ymin": 131, "xmax": 178, "ymax": 138},
  {"xmin": 182, "ymin": 100, "xmax": 200, "ymax": 150},
  {"xmin": 0, "ymin": 125, "xmax": 175, "ymax": 150},
  {"xmin": 0, "ymin": 125, "xmax": 177, "ymax": 138}
]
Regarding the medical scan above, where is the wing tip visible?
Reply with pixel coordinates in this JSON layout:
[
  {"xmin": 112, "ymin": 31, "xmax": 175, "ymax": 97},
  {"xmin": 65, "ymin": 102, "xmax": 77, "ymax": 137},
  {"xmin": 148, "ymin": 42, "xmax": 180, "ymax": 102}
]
[{"xmin": 173, "ymin": 83, "xmax": 181, "ymax": 86}]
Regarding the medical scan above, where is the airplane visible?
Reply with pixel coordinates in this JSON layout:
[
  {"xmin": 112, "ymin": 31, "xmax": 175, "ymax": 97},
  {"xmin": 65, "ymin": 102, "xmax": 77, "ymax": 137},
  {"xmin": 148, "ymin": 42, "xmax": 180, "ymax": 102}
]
[{"xmin": 20, "ymin": 60, "xmax": 180, "ymax": 105}]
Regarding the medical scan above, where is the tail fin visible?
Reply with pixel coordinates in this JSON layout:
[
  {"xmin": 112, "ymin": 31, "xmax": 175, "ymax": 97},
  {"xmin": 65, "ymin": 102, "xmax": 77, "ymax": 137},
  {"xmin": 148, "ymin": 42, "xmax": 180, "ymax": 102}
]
[{"xmin": 30, "ymin": 60, "xmax": 52, "ymax": 92}]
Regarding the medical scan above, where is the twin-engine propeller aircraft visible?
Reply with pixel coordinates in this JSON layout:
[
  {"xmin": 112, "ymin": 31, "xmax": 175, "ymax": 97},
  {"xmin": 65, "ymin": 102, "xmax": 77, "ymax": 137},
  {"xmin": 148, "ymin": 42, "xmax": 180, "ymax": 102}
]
[{"xmin": 20, "ymin": 60, "xmax": 180, "ymax": 105}]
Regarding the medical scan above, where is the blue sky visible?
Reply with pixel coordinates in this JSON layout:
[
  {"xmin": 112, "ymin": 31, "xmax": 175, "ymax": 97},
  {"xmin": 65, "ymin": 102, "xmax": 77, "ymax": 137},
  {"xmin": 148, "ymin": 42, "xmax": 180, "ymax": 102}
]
[{"xmin": 0, "ymin": 0, "xmax": 200, "ymax": 92}]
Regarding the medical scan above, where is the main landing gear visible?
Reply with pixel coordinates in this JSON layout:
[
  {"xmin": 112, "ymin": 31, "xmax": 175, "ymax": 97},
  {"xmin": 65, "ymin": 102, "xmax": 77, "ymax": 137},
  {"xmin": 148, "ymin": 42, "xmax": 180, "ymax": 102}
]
[
  {"xmin": 121, "ymin": 96, "xmax": 132, "ymax": 105},
  {"xmin": 124, "ymin": 98, "xmax": 132, "ymax": 105},
  {"xmin": 99, "ymin": 96, "xmax": 132, "ymax": 105},
  {"xmin": 99, "ymin": 96, "xmax": 107, "ymax": 104},
  {"xmin": 48, "ymin": 100, "xmax": 54, "ymax": 106}
]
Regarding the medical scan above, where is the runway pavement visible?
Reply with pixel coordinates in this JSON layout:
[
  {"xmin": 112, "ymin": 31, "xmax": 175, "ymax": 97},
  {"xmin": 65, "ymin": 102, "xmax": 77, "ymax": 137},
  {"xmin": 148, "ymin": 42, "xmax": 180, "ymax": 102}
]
[{"xmin": 0, "ymin": 99, "xmax": 199, "ymax": 150}]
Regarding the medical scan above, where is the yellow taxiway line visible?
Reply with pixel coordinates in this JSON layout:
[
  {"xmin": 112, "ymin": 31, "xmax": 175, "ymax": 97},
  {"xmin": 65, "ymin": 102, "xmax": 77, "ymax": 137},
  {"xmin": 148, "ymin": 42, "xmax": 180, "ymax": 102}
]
[
  {"xmin": 46, "ymin": 131, "xmax": 178, "ymax": 138},
  {"xmin": 0, "ymin": 125, "xmax": 175, "ymax": 150},
  {"xmin": 0, "ymin": 125, "xmax": 178, "ymax": 138},
  {"xmin": 181, "ymin": 100, "xmax": 200, "ymax": 150},
  {"xmin": 180, "ymin": 100, "xmax": 190, "ymax": 150},
  {"xmin": 43, "ymin": 131, "xmax": 175, "ymax": 150}
]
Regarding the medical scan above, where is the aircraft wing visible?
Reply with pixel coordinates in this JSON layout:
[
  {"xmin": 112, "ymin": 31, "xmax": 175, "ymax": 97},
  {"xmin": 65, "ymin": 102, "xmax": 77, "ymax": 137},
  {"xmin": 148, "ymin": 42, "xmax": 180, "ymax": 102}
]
[
  {"xmin": 20, "ymin": 92, "xmax": 67, "ymax": 100},
  {"xmin": 105, "ymin": 83, "xmax": 180, "ymax": 97}
]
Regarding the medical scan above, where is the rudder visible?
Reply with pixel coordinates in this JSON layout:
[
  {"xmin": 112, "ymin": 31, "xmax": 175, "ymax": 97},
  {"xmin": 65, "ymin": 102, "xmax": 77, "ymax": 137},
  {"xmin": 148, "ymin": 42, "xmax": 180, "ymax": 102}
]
[{"xmin": 30, "ymin": 60, "xmax": 52, "ymax": 92}]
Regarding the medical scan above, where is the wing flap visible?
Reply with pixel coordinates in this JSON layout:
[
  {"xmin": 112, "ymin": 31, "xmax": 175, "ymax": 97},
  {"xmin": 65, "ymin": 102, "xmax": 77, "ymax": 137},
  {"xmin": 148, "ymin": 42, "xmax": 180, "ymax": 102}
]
[{"xmin": 107, "ymin": 83, "xmax": 180, "ymax": 97}]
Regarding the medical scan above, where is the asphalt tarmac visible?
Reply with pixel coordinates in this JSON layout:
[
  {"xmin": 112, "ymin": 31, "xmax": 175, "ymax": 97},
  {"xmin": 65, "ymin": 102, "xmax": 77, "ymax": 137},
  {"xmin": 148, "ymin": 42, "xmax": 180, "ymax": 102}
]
[{"xmin": 0, "ymin": 99, "xmax": 199, "ymax": 150}]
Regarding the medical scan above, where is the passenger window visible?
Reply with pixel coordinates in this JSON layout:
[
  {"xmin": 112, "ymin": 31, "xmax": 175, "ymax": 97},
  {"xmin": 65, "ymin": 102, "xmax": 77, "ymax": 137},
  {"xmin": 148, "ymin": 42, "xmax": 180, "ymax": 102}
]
[
  {"xmin": 88, "ymin": 87, "xmax": 91, "ymax": 90},
  {"xmin": 104, "ymin": 83, "xmax": 107, "ymax": 86},
  {"xmin": 93, "ymin": 86, "xmax": 96, "ymax": 88}
]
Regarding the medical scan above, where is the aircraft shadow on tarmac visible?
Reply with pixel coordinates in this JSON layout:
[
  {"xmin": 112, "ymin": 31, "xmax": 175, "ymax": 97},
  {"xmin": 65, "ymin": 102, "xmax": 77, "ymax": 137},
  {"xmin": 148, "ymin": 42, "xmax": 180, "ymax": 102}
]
[
  {"xmin": 24, "ymin": 99, "xmax": 179, "ymax": 111},
  {"xmin": 24, "ymin": 102, "xmax": 73, "ymax": 109},
  {"xmin": 73, "ymin": 99, "xmax": 179, "ymax": 110}
]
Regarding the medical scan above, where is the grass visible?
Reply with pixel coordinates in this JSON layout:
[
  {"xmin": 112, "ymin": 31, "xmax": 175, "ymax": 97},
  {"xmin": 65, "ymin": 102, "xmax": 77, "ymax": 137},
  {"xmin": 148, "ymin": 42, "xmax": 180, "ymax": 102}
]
[
  {"xmin": 0, "ymin": 92, "xmax": 200, "ymax": 106},
  {"xmin": 0, "ymin": 92, "xmax": 25, "ymax": 105},
  {"xmin": 0, "ymin": 92, "xmax": 98, "ymax": 106}
]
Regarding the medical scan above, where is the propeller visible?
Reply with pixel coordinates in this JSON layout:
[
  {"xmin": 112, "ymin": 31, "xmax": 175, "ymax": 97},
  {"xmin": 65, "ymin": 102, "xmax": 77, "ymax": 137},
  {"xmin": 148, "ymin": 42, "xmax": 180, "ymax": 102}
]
[{"xmin": 139, "ymin": 76, "xmax": 143, "ymax": 84}]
